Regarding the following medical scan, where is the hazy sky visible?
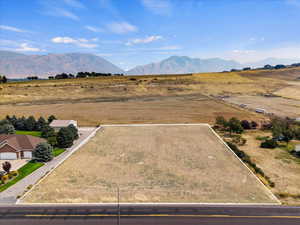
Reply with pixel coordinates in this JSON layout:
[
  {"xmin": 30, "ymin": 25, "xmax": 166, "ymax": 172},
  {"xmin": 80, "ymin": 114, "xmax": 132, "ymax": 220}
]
[{"xmin": 1, "ymin": 0, "xmax": 300, "ymax": 69}]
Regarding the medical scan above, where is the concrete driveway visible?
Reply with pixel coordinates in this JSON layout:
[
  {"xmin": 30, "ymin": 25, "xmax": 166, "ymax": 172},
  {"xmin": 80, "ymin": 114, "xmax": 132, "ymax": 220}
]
[{"xmin": 0, "ymin": 159, "xmax": 28, "ymax": 171}]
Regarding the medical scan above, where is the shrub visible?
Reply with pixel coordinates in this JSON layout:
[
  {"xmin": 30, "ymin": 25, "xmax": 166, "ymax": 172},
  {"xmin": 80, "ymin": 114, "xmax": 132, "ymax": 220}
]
[
  {"xmin": 2, "ymin": 161, "xmax": 11, "ymax": 174},
  {"xmin": 47, "ymin": 136, "xmax": 58, "ymax": 147},
  {"xmin": 48, "ymin": 115, "xmax": 57, "ymax": 124},
  {"xmin": 9, "ymin": 171, "xmax": 18, "ymax": 177},
  {"xmin": 260, "ymin": 139, "xmax": 278, "ymax": 149},
  {"xmin": 226, "ymin": 141, "xmax": 275, "ymax": 187},
  {"xmin": 250, "ymin": 121, "xmax": 258, "ymax": 129},
  {"xmin": 67, "ymin": 124, "xmax": 79, "ymax": 140},
  {"xmin": 35, "ymin": 117, "xmax": 47, "ymax": 131},
  {"xmin": 1, "ymin": 175, "xmax": 9, "ymax": 184},
  {"xmin": 33, "ymin": 142, "xmax": 53, "ymax": 162},
  {"xmin": 0, "ymin": 124, "xmax": 15, "ymax": 134},
  {"xmin": 57, "ymin": 127, "xmax": 74, "ymax": 148},
  {"xmin": 228, "ymin": 117, "xmax": 244, "ymax": 134},
  {"xmin": 25, "ymin": 116, "xmax": 36, "ymax": 131},
  {"xmin": 241, "ymin": 120, "xmax": 251, "ymax": 130},
  {"xmin": 41, "ymin": 125, "xmax": 55, "ymax": 138},
  {"xmin": 215, "ymin": 116, "xmax": 227, "ymax": 129}
]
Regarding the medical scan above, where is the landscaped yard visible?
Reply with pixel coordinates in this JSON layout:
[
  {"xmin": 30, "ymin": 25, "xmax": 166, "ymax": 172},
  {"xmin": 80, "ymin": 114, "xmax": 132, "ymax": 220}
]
[
  {"xmin": 23, "ymin": 124, "xmax": 278, "ymax": 204},
  {"xmin": 0, "ymin": 161, "xmax": 44, "ymax": 192},
  {"xmin": 53, "ymin": 148, "xmax": 65, "ymax": 157},
  {"xmin": 15, "ymin": 130, "xmax": 42, "ymax": 137}
]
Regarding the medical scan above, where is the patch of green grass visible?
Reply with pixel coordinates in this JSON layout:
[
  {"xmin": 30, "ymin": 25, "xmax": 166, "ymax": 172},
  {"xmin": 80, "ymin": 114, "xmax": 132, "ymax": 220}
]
[
  {"xmin": 0, "ymin": 162, "xmax": 44, "ymax": 192},
  {"xmin": 15, "ymin": 130, "xmax": 42, "ymax": 137},
  {"xmin": 255, "ymin": 135, "xmax": 270, "ymax": 141},
  {"xmin": 278, "ymin": 142, "xmax": 295, "ymax": 152},
  {"xmin": 53, "ymin": 148, "xmax": 65, "ymax": 157}
]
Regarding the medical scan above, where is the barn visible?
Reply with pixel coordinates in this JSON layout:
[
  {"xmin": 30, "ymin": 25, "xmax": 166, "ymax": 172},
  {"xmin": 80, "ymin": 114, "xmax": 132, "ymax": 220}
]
[{"xmin": 0, "ymin": 134, "xmax": 45, "ymax": 160}]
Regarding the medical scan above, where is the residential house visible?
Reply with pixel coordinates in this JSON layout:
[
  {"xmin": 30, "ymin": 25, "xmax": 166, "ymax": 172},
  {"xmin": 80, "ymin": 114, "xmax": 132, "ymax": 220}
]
[{"xmin": 0, "ymin": 134, "xmax": 45, "ymax": 160}]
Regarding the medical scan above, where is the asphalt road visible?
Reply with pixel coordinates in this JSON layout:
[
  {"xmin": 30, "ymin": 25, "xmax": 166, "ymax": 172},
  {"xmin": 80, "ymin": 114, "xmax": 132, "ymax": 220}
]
[{"xmin": 0, "ymin": 204, "xmax": 300, "ymax": 225}]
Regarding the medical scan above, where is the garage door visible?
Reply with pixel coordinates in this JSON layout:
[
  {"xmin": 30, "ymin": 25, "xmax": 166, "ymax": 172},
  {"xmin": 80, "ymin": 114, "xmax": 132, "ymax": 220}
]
[
  {"xmin": 23, "ymin": 151, "xmax": 32, "ymax": 159},
  {"xmin": 0, "ymin": 152, "xmax": 17, "ymax": 160}
]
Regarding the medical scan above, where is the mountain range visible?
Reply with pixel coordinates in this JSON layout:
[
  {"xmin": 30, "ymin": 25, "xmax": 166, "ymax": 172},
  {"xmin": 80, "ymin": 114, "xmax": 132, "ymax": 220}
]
[
  {"xmin": 1, "ymin": 50, "xmax": 300, "ymax": 78},
  {"xmin": 0, "ymin": 51, "xmax": 123, "ymax": 78}
]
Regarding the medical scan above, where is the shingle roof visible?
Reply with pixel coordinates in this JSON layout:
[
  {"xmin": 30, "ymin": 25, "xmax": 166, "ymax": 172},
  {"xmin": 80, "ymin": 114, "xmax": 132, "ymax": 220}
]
[{"xmin": 0, "ymin": 134, "xmax": 45, "ymax": 153}]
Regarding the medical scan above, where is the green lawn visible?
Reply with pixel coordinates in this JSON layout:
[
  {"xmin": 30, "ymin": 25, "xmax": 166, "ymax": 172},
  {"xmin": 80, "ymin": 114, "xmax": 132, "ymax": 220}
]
[
  {"xmin": 53, "ymin": 148, "xmax": 65, "ymax": 157},
  {"xmin": 0, "ymin": 162, "xmax": 44, "ymax": 192},
  {"xmin": 15, "ymin": 130, "xmax": 42, "ymax": 137}
]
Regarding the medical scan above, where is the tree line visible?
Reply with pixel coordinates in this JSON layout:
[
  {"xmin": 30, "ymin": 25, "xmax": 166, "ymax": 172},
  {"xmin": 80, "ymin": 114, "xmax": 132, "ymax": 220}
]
[
  {"xmin": 225, "ymin": 61, "xmax": 300, "ymax": 73},
  {"xmin": 48, "ymin": 71, "xmax": 124, "ymax": 80}
]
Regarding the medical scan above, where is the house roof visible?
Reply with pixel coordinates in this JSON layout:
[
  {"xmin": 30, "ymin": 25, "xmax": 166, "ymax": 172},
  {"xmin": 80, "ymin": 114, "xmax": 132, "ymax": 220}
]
[
  {"xmin": 50, "ymin": 120, "xmax": 76, "ymax": 127},
  {"xmin": 0, "ymin": 134, "xmax": 45, "ymax": 153}
]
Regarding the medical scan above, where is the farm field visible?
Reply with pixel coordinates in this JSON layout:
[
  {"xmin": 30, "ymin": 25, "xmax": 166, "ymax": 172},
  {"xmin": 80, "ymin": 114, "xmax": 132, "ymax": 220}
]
[
  {"xmin": 23, "ymin": 124, "xmax": 278, "ymax": 204},
  {"xmin": 240, "ymin": 130, "xmax": 300, "ymax": 205},
  {"xmin": 225, "ymin": 95, "xmax": 300, "ymax": 118}
]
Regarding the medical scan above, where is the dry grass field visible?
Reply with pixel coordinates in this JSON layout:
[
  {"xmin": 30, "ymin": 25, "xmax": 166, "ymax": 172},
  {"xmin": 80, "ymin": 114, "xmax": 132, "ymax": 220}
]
[
  {"xmin": 0, "ymin": 72, "xmax": 283, "ymax": 105},
  {"xmin": 23, "ymin": 125, "xmax": 278, "ymax": 204},
  {"xmin": 0, "ymin": 95, "xmax": 263, "ymax": 126},
  {"xmin": 0, "ymin": 69, "xmax": 292, "ymax": 126},
  {"xmin": 240, "ymin": 130, "xmax": 300, "ymax": 205},
  {"xmin": 225, "ymin": 95, "xmax": 300, "ymax": 118}
]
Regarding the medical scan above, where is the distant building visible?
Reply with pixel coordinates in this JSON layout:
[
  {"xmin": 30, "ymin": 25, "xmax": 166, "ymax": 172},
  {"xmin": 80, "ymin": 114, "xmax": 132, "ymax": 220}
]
[
  {"xmin": 255, "ymin": 108, "xmax": 266, "ymax": 114},
  {"xmin": 50, "ymin": 120, "xmax": 78, "ymax": 132},
  {"xmin": 295, "ymin": 145, "xmax": 300, "ymax": 153},
  {"xmin": 295, "ymin": 118, "xmax": 300, "ymax": 122},
  {"xmin": 0, "ymin": 135, "xmax": 45, "ymax": 160}
]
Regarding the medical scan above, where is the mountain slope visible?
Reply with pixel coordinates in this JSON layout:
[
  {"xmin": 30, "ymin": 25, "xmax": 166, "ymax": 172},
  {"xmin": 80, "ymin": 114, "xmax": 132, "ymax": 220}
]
[
  {"xmin": 126, "ymin": 56, "xmax": 242, "ymax": 75},
  {"xmin": 0, "ymin": 51, "xmax": 124, "ymax": 78}
]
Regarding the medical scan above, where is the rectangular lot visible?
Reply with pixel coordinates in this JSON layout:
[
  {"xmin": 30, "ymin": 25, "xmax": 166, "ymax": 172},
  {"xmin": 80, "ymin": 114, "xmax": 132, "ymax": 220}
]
[
  {"xmin": 23, "ymin": 124, "xmax": 278, "ymax": 203},
  {"xmin": 225, "ymin": 95, "xmax": 300, "ymax": 118}
]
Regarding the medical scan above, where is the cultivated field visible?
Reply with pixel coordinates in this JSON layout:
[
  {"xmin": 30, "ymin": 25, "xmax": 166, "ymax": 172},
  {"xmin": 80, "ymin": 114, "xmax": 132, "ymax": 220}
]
[
  {"xmin": 23, "ymin": 125, "xmax": 278, "ymax": 203},
  {"xmin": 225, "ymin": 95, "xmax": 300, "ymax": 118}
]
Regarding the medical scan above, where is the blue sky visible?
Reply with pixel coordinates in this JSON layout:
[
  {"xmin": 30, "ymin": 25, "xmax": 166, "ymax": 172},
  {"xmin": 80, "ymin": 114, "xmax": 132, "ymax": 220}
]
[{"xmin": 1, "ymin": 0, "xmax": 300, "ymax": 69}]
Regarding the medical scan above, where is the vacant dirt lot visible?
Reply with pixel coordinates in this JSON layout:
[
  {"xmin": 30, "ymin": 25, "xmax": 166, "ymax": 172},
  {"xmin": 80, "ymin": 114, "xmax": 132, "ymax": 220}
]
[
  {"xmin": 225, "ymin": 95, "xmax": 300, "ymax": 118},
  {"xmin": 23, "ymin": 125, "xmax": 277, "ymax": 203},
  {"xmin": 240, "ymin": 130, "xmax": 300, "ymax": 205}
]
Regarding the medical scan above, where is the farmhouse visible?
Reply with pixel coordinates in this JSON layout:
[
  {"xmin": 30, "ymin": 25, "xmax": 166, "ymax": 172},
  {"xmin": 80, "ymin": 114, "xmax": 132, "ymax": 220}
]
[
  {"xmin": 295, "ymin": 145, "xmax": 300, "ymax": 153},
  {"xmin": 50, "ymin": 120, "xmax": 77, "ymax": 132},
  {"xmin": 0, "ymin": 134, "xmax": 45, "ymax": 160}
]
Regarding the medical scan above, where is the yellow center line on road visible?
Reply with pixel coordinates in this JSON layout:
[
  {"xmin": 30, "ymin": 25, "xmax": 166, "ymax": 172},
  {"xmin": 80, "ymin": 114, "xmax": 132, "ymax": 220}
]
[{"xmin": 24, "ymin": 214, "xmax": 300, "ymax": 219}]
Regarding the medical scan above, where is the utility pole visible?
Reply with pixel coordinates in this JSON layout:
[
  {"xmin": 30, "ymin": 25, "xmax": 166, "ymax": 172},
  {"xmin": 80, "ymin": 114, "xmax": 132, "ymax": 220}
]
[{"xmin": 117, "ymin": 186, "xmax": 121, "ymax": 225}]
